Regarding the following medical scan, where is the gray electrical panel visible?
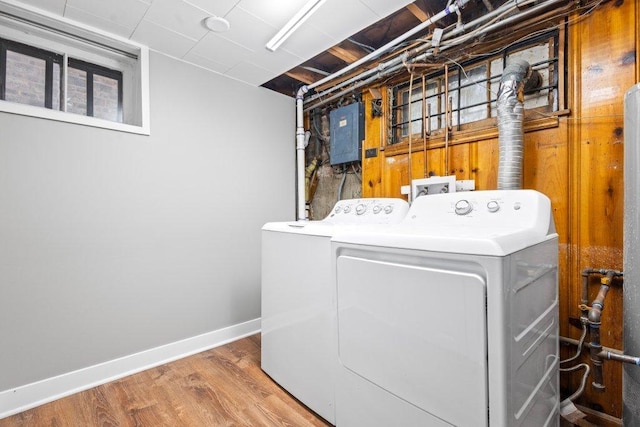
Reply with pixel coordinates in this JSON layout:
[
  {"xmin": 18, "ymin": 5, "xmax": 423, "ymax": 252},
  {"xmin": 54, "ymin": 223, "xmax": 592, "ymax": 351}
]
[{"xmin": 329, "ymin": 103, "xmax": 364, "ymax": 165}]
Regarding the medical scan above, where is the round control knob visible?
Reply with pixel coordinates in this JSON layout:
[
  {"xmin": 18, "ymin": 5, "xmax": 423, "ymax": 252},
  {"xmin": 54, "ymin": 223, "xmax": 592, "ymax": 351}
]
[
  {"xmin": 384, "ymin": 205, "xmax": 394, "ymax": 214},
  {"xmin": 487, "ymin": 200, "xmax": 500, "ymax": 213},
  {"xmin": 343, "ymin": 205, "xmax": 352, "ymax": 214},
  {"xmin": 454, "ymin": 199, "xmax": 473, "ymax": 215},
  {"xmin": 356, "ymin": 204, "xmax": 367, "ymax": 215},
  {"xmin": 334, "ymin": 205, "xmax": 342, "ymax": 214},
  {"xmin": 373, "ymin": 205, "xmax": 383, "ymax": 214}
]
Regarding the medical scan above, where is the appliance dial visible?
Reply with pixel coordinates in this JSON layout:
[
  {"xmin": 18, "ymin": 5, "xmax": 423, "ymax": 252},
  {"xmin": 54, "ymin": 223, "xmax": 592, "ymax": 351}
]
[
  {"xmin": 487, "ymin": 200, "xmax": 500, "ymax": 213},
  {"xmin": 384, "ymin": 205, "xmax": 394, "ymax": 214},
  {"xmin": 373, "ymin": 205, "xmax": 383, "ymax": 214},
  {"xmin": 343, "ymin": 205, "xmax": 352, "ymax": 214},
  {"xmin": 356, "ymin": 204, "xmax": 367, "ymax": 215},
  {"xmin": 454, "ymin": 199, "xmax": 473, "ymax": 215}
]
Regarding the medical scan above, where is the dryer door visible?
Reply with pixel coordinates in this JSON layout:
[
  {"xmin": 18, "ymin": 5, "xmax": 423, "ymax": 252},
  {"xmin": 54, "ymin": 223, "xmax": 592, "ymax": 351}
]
[{"xmin": 337, "ymin": 254, "xmax": 488, "ymax": 427}]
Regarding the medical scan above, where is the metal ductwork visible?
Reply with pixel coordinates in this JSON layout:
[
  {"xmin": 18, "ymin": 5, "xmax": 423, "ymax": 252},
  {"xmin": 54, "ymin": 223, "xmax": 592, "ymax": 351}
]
[
  {"xmin": 623, "ymin": 83, "xmax": 640, "ymax": 426},
  {"xmin": 496, "ymin": 59, "xmax": 532, "ymax": 190}
]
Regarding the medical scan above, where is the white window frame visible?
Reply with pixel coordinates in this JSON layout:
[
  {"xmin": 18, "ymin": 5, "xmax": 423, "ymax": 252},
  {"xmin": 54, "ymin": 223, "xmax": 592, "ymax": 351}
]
[{"xmin": 0, "ymin": 0, "xmax": 149, "ymax": 135}]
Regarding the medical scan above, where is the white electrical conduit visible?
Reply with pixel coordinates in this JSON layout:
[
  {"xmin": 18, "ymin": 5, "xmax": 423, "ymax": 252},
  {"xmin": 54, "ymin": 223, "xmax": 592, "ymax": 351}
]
[
  {"xmin": 407, "ymin": 70, "xmax": 415, "ymax": 200},
  {"xmin": 294, "ymin": 0, "xmax": 466, "ymax": 219},
  {"xmin": 306, "ymin": 0, "xmax": 471, "ymax": 93},
  {"xmin": 302, "ymin": 0, "xmax": 550, "ymax": 111},
  {"xmin": 300, "ymin": 0, "xmax": 554, "ymax": 113},
  {"xmin": 294, "ymin": 0, "xmax": 569, "ymax": 219}
]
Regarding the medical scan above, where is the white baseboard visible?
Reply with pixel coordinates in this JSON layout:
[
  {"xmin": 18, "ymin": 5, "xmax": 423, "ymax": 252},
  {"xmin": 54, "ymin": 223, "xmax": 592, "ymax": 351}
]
[{"xmin": 0, "ymin": 318, "xmax": 261, "ymax": 420}]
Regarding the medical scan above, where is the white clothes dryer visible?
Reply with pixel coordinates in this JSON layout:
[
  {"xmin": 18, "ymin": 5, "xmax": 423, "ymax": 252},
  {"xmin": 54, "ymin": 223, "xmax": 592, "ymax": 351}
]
[
  {"xmin": 331, "ymin": 190, "xmax": 559, "ymax": 427},
  {"xmin": 261, "ymin": 198, "xmax": 409, "ymax": 424}
]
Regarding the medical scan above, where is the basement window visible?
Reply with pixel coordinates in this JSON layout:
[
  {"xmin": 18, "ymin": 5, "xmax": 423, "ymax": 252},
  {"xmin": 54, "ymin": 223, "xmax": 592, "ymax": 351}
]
[
  {"xmin": 1, "ymin": 39, "xmax": 124, "ymax": 122},
  {"xmin": 389, "ymin": 30, "xmax": 560, "ymax": 145},
  {"xmin": 0, "ymin": 2, "xmax": 149, "ymax": 134}
]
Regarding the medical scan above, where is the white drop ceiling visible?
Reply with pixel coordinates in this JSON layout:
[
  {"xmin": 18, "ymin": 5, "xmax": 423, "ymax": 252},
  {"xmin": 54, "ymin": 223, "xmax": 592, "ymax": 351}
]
[{"xmin": 9, "ymin": 0, "xmax": 416, "ymax": 87}]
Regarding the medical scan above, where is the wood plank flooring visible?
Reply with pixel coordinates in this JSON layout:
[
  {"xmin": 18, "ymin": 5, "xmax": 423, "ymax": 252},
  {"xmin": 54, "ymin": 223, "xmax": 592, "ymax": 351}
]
[{"xmin": 0, "ymin": 334, "xmax": 332, "ymax": 427}]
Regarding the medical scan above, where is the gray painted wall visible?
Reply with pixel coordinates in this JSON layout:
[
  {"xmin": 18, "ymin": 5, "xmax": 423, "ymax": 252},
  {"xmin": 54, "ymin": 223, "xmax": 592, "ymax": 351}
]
[{"xmin": 0, "ymin": 52, "xmax": 295, "ymax": 391}]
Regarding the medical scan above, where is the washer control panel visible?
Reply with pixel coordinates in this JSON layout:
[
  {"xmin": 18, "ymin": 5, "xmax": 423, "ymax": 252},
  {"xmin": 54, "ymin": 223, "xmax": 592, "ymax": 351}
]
[{"xmin": 325, "ymin": 198, "xmax": 410, "ymax": 224}]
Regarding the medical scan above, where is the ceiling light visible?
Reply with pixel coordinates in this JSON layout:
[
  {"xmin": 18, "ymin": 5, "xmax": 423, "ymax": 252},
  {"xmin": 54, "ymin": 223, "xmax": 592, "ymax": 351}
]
[
  {"xmin": 204, "ymin": 16, "xmax": 230, "ymax": 32},
  {"xmin": 265, "ymin": 0, "xmax": 327, "ymax": 52}
]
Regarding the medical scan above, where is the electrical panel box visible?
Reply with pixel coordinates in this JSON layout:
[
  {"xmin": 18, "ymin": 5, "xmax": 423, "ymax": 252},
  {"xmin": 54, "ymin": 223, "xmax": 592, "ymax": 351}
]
[{"xmin": 330, "ymin": 103, "xmax": 364, "ymax": 165}]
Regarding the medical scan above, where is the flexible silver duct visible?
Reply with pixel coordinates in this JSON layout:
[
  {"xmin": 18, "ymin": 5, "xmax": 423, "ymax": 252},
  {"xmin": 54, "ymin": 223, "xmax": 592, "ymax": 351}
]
[
  {"xmin": 623, "ymin": 83, "xmax": 640, "ymax": 426},
  {"xmin": 496, "ymin": 59, "xmax": 532, "ymax": 190}
]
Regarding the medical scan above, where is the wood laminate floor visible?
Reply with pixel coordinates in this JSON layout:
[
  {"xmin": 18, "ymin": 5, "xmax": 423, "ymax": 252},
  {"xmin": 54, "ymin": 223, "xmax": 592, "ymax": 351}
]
[{"xmin": 0, "ymin": 334, "xmax": 332, "ymax": 427}]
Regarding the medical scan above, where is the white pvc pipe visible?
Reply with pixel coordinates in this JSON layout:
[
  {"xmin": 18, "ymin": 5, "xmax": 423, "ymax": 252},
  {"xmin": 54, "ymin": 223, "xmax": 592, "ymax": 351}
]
[
  {"xmin": 293, "ymin": 0, "xmax": 566, "ymax": 218},
  {"xmin": 293, "ymin": 1, "xmax": 470, "ymax": 219},
  {"xmin": 296, "ymin": 87, "xmax": 309, "ymax": 220},
  {"xmin": 303, "ymin": 0, "xmax": 566, "ymax": 111},
  {"xmin": 306, "ymin": 0, "xmax": 467, "ymax": 91}
]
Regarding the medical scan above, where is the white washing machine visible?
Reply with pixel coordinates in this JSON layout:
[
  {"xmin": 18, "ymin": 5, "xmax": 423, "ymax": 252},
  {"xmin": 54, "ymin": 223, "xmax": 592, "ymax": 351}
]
[
  {"xmin": 331, "ymin": 190, "xmax": 559, "ymax": 427},
  {"xmin": 261, "ymin": 198, "xmax": 409, "ymax": 424}
]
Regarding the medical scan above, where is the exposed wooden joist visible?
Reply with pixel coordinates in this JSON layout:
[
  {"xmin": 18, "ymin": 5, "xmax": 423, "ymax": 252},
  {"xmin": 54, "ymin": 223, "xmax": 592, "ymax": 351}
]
[
  {"xmin": 327, "ymin": 40, "xmax": 369, "ymax": 64},
  {"xmin": 406, "ymin": 3, "xmax": 430, "ymax": 22},
  {"xmin": 285, "ymin": 67, "xmax": 325, "ymax": 85}
]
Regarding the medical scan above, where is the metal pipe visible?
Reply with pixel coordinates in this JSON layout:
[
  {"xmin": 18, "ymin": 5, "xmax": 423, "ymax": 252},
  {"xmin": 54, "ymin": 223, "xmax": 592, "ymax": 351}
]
[
  {"xmin": 305, "ymin": 0, "xmax": 470, "ymax": 92},
  {"xmin": 586, "ymin": 270, "xmax": 617, "ymax": 391},
  {"xmin": 559, "ymin": 363, "xmax": 591, "ymax": 403},
  {"xmin": 408, "ymin": 70, "xmax": 415, "ymax": 200},
  {"xmin": 560, "ymin": 336, "xmax": 640, "ymax": 366},
  {"xmin": 422, "ymin": 75, "xmax": 429, "ymax": 178},
  {"xmin": 497, "ymin": 59, "xmax": 531, "ymax": 190},
  {"xmin": 304, "ymin": 0, "xmax": 567, "ymax": 112},
  {"xmin": 600, "ymin": 350, "xmax": 640, "ymax": 366},
  {"xmin": 295, "ymin": 0, "xmax": 571, "ymax": 213},
  {"xmin": 304, "ymin": 0, "xmax": 524, "ymax": 107},
  {"xmin": 444, "ymin": 65, "xmax": 450, "ymax": 175},
  {"xmin": 560, "ymin": 334, "xmax": 616, "ymax": 355}
]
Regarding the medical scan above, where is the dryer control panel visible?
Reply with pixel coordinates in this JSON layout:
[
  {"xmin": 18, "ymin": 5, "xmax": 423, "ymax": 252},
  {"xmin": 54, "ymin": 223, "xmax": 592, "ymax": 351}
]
[
  {"xmin": 404, "ymin": 189, "xmax": 554, "ymax": 234},
  {"xmin": 325, "ymin": 198, "xmax": 409, "ymax": 225}
]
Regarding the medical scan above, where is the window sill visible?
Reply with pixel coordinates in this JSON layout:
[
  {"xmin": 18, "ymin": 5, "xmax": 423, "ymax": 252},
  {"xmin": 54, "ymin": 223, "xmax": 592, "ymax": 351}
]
[
  {"xmin": 384, "ymin": 109, "xmax": 569, "ymax": 157},
  {"xmin": 0, "ymin": 100, "xmax": 150, "ymax": 135}
]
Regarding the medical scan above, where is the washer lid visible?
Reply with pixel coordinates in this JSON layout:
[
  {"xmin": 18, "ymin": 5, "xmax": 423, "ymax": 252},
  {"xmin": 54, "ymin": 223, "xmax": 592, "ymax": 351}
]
[{"xmin": 332, "ymin": 190, "xmax": 557, "ymax": 256}]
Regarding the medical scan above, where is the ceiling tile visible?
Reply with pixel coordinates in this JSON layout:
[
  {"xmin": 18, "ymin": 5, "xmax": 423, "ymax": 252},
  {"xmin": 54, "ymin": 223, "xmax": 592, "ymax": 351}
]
[
  {"xmin": 5, "ymin": 0, "xmax": 425, "ymax": 92},
  {"xmin": 189, "ymin": 32, "xmax": 253, "ymax": 68},
  {"xmin": 249, "ymin": 47, "xmax": 304, "ymax": 75},
  {"xmin": 10, "ymin": 0, "xmax": 66, "ymax": 15},
  {"xmin": 221, "ymin": 7, "xmax": 276, "ymax": 52},
  {"xmin": 225, "ymin": 61, "xmax": 275, "ymax": 86},
  {"xmin": 358, "ymin": 0, "xmax": 415, "ymax": 17},
  {"xmin": 183, "ymin": 51, "xmax": 232, "ymax": 74},
  {"xmin": 143, "ymin": 0, "xmax": 210, "ymax": 40},
  {"xmin": 131, "ymin": 19, "xmax": 198, "ymax": 58},
  {"xmin": 183, "ymin": 0, "xmax": 238, "ymax": 17},
  {"xmin": 235, "ymin": 0, "xmax": 308, "ymax": 28},
  {"xmin": 65, "ymin": 0, "xmax": 150, "ymax": 31},
  {"xmin": 274, "ymin": 23, "xmax": 337, "ymax": 61},
  {"xmin": 64, "ymin": 5, "xmax": 134, "ymax": 38},
  {"xmin": 307, "ymin": 0, "xmax": 378, "ymax": 44}
]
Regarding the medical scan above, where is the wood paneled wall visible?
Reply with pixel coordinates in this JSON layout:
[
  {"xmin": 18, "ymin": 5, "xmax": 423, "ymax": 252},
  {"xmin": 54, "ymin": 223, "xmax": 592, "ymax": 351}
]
[{"xmin": 360, "ymin": 0, "xmax": 636, "ymax": 420}]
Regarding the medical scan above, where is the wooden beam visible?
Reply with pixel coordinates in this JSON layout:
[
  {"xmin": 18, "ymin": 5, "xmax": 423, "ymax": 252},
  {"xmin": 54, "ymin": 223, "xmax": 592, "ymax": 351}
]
[
  {"xmin": 285, "ymin": 67, "xmax": 324, "ymax": 85},
  {"xmin": 327, "ymin": 40, "xmax": 369, "ymax": 64},
  {"xmin": 406, "ymin": 3, "xmax": 430, "ymax": 22}
]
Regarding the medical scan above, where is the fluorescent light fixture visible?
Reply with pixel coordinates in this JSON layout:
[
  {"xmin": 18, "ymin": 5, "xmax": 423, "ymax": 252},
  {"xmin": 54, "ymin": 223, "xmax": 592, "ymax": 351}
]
[{"xmin": 265, "ymin": 0, "xmax": 327, "ymax": 52}]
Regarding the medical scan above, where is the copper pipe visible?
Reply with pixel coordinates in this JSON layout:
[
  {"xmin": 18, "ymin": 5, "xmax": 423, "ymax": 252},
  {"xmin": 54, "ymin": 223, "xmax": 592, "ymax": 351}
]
[
  {"xmin": 422, "ymin": 74, "xmax": 428, "ymax": 178},
  {"xmin": 407, "ymin": 70, "xmax": 415, "ymax": 199},
  {"xmin": 444, "ymin": 64, "xmax": 450, "ymax": 175}
]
